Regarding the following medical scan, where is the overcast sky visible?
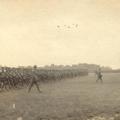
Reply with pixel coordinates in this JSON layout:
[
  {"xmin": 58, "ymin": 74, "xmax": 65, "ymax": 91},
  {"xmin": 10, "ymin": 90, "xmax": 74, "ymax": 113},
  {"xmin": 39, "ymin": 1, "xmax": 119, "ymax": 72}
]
[{"xmin": 0, "ymin": 0, "xmax": 120, "ymax": 68}]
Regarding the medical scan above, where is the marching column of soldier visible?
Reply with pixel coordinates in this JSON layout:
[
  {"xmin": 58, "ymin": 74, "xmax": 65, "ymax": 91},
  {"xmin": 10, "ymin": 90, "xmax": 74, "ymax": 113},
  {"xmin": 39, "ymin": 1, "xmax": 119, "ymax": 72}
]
[
  {"xmin": 0, "ymin": 65, "xmax": 89, "ymax": 92},
  {"xmin": 0, "ymin": 65, "xmax": 103, "ymax": 92}
]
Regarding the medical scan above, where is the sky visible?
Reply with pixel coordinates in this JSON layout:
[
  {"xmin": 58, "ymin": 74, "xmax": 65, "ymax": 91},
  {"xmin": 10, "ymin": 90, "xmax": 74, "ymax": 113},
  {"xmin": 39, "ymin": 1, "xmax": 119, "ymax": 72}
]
[{"xmin": 0, "ymin": 0, "xmax": 120, "ymax": 69}]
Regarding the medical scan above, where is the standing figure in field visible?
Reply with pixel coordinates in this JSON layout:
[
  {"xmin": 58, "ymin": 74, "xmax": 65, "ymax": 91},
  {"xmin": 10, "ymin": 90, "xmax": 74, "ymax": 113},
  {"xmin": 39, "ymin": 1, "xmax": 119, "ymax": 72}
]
[
  {"xmin": 95, "ymin": 68, "xmax": 103, "ymax": 83},
  {"xmin": 28, "ymin": 65, "xmax": 42, "ymax": 93}
]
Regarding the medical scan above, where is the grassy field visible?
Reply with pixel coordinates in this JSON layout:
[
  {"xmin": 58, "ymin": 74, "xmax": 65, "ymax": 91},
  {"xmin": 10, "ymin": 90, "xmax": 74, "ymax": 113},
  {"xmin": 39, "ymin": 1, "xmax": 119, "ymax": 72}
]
[{"xmin": 0, "ymin": 73, "xmax": 120, "ymax": 120}]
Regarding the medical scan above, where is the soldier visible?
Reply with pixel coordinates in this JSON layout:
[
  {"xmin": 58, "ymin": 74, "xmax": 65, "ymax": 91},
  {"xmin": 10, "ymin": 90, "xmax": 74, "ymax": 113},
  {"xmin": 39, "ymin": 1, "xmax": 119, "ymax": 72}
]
[
  {"xmin": 95, "ymin": 68, "xmax": 103, "ymax": 83},
  {"xmin": 28, "ymin": 65, "xmax": 42, "ymax": 93},
  {"xmin": 0, "ymin": 67, "xmax": 9, "ymax": 91}
]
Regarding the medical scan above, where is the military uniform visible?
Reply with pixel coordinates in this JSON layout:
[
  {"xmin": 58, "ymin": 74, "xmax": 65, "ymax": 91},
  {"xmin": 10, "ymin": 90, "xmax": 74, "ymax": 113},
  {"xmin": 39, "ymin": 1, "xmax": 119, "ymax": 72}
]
[
  {"xmin": 28, "ymin": 66, "xmax": 41, "ymax": 93},
  {"xmin": 96, "ymin": 71, "xmax": 103, "ymax": 83}
]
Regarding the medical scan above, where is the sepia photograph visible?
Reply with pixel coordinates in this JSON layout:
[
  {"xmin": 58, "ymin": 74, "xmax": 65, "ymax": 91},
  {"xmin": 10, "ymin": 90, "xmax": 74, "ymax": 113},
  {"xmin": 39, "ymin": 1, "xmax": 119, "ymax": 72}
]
[{"xmin": 0, "ymin": 0, "xmax": 120, "ymax": 120}]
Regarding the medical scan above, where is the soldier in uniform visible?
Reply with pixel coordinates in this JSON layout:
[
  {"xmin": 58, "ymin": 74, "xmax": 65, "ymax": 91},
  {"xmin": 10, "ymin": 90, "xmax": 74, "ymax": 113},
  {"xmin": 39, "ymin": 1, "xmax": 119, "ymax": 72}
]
[
  {"xmin": 95, "ymin": 67, "xmax": 103, "ymax": 83},
  {"xmin": 28, "ymin": 65, "xmax": 42, "ymax": 93},
  {"xmin": 0, "ymin": 67, "xmax": 9, "ymax": 91}
]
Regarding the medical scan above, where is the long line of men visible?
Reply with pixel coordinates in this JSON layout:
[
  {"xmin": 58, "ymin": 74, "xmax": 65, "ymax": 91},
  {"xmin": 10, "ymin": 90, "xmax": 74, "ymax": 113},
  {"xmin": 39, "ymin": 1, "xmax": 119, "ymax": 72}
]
[{"xmin": 0, "ymin": 67, "xmax": 88, "ymax": 91}]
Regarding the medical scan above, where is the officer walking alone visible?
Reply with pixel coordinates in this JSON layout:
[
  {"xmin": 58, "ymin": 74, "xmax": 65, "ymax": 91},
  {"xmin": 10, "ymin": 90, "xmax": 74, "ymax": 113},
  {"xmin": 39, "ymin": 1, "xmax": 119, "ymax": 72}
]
[
  {"xmin": 28, "ymin": 65, "xmax": 42, "ymax": 93},
  {"xmin": 95, "ymin": 67, "xmax": 103, "ymax": 83}
]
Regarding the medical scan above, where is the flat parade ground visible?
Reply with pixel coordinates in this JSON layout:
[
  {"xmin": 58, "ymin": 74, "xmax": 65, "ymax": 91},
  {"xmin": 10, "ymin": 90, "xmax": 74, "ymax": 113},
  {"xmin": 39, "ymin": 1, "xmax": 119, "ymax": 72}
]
[{"xmin": 0, "ymin": 73, "xmax": 120, "ymax": 120}]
